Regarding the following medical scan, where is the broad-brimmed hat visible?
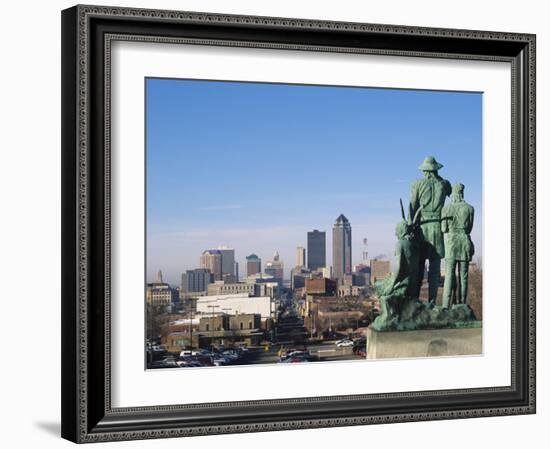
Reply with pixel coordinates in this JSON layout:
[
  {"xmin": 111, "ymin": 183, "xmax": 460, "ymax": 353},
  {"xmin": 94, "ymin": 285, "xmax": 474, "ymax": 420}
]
[{"xmin": 418, "ymin": 156, "xmax": 443, "ymax": 171}]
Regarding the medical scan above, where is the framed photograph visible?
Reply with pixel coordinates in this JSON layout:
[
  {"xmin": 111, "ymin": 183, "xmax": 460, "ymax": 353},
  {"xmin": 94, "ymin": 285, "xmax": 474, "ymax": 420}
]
[{"xmin": 61, "ymin": 4, "xmax": 536, "ymax": 443}]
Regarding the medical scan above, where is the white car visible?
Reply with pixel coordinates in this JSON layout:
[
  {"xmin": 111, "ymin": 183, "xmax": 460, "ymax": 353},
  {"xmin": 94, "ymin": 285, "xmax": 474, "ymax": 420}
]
[{"xmin": 336, "ymin": 340, "xmax": 354, "ymax": 347}]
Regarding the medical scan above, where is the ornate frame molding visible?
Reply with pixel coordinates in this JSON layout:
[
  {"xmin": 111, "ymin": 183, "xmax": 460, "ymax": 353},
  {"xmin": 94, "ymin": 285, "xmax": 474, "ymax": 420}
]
[{"xmin": 62, "ymin": 4, "xmax": 536, "ymax": 443}]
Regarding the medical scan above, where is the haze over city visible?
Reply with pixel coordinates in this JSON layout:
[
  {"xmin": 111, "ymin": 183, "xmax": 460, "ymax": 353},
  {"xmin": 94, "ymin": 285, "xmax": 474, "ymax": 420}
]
[{"xmin": 146, "ymin": 78, "xmax": 482, "ymax": 285}]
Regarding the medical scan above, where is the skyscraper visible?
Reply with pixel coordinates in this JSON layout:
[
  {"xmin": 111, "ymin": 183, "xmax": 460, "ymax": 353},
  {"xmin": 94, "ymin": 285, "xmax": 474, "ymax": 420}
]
[
  {"xmin": 264, "ymin": 251, "xmax": 284, "ymax": 286},
  {"xmin": 307, "ymin": 230, "xmax": 326, "ymax": 270},
  {"xmin": 245, "ymin": 254, "xmax": 262, "ymax": 276},
  {"xmin": 216, "ymin": 246, "xmax": 235, "ymax": 278},
  {"xmin": 296, "ymin": 246, "xmax": 306, "ymax": 267},
  {"xmin": 200, "ymin": 250, "xmax": 223, "ymax": 281},
  {"xmin": 332, "ymin": 214, "xmax": 352, "ymax": 283},
  {"xmin": 181, "ymin": 268, "xmax": 214, "ymax": 294}
]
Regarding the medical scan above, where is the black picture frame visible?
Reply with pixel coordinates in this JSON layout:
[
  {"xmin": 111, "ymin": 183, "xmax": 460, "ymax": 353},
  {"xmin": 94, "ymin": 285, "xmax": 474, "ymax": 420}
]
[{"xmin": 61, "ymin": 4, "xmax": 536, "ymax": 443}]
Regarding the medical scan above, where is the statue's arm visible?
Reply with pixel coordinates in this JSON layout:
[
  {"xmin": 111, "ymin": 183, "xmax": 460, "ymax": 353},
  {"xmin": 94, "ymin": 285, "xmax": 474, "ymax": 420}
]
[
  {"xmin": 445, "ymin": 179, "xmax": 452, "ymax": 197},
  {"xmin": 466, "ymin": 207, "xmax": 474, "ymax": 234}
]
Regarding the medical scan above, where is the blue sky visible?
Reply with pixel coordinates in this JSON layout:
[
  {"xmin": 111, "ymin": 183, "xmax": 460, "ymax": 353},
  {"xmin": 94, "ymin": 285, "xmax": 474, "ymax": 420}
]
[{"xmin": 146, "ymin": 78, "xmax": 482, "ymax": 285}]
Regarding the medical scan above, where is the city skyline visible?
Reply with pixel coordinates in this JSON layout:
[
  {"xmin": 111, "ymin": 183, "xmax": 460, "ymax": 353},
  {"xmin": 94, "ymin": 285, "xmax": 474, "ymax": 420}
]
[
  {"xmin": 146, "ymin": 216, "xmax": 384, "ymax": 284},
  {"xmin": 146, "ymin": 78, "xmax": 483, "ymax": 285}
]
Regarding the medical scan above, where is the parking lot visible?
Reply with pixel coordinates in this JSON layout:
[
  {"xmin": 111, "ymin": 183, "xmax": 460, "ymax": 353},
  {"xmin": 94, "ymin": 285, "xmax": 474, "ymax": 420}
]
[{"xmin": 148, "ymin": 339, "xmax": 366, "ymax": 370}]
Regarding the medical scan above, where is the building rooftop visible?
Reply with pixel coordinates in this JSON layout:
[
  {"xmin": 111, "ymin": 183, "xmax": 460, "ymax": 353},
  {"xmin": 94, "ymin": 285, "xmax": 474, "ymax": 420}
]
[
  {"xmin": 202, "ymin": 249, "xmax": 222, "ymax": 255},
  {"xmin": 335, "ymin": 214, "xmax": 349, "ymax": 224}
]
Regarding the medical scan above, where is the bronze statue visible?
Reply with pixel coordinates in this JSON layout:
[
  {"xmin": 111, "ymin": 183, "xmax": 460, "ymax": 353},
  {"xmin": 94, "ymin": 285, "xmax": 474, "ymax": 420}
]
[
  {"xmin": 409, "ymin": 156, "xmax": 451, "ymax": 305},
  {"xmin": 371, "ymin": 160, "xmax": 478, "ymax": 332},
  {"xmin": 441, "ymin": 183, "xmax": 475, "ymax": 308}
]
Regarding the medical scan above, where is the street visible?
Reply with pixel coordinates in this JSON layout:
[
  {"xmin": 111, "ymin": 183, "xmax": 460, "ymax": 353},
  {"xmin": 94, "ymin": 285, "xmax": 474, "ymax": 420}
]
[{"xmin": 238, "ymin": 341, "xmax": 365, "ymax": 366}]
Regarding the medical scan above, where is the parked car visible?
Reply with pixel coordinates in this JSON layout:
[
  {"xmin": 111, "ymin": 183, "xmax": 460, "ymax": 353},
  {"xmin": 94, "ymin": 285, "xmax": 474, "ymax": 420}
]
[
  {"xmin": 281, "ymin": 355, "xmax": 310, "ymax": 363},
  {"xmin": 279, "ymin": 346, "xmax": 308, "ymax": 360},
  {"xmin": 222, "ymin": 350, "xmax": 239, "ymax": 361},
  {"xmin": 336, "ymin": 339, "xmax": 354, "ymax": 347}
]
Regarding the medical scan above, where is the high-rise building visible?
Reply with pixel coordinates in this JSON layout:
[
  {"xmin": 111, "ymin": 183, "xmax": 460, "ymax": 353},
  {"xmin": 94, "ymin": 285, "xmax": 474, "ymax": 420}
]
[
  {"xmin": 296, "ymin": 246, "xmax": 306, "ymax": 267},
  {"xmin": 332, "ymin": 214, "xmax": 352, "ymax": 283},
  {"xmin": 264, "ymin": 251, "xmax": 284, "ymax": 286},
  {"xmin": 146, "ymin": 271, "xmax": 176, "ymax": 306},
  {"xmin": 307, "ymin": 230, "xmax": 326, "ymax": 270},
  {"xmin": 216, "ymin": 246, "xmax": 235, "ymax": 278},
  {"xmin": 181, "ymin": 268, "xmax": 214, "ymax": 294},
  {"xmin": 200, "ymin": 250, "xmax": 223, "ymax": 281},
  {"xmin": 245, "ymin": 254, "xmax": 261, "ymax": 276},
  {"xmin": 370, "ymin": 259, "xmax": 391, "ymax": 284}
]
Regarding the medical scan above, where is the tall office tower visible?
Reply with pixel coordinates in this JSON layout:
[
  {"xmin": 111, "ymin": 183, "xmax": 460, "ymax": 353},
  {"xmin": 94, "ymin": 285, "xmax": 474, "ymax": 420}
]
[
  {"xmin": 307, "ymin": 229, "xmax": 326, "ymax": 270},
  {"xmin": 156, "ymin": 269, "xmax": 164, "ymax": 284},
  {"xmin": 296, "ymin": 246, "xmax": 306, "ymax": 267},
  {"xmin": 332, "ymin": 214, "xmax": 352, "ymax": 283},
  {"xmin": 234, "ymin": 261, "xmax": 239, "ymax": 282},
  {"xmin": 181, "ymin": 268, "xmax": 214, "ymax": 293},
  {"xmin": 216, "ymin": 246, "xmax": 235, "ymax": 277},
  {"xmin": 246, "ymin": 254, "xmax": 262, "ymax": 276},
  {"xmin": 264, "ymin": 251, "xmax": 284, "ymax": 286},
  {"xmin": 200, "ymin": 250, "xmax": 223, "ymax": 281}
]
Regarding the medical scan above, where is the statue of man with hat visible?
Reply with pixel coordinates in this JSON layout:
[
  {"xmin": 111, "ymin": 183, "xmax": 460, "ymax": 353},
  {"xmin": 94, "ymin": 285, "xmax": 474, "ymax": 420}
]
[
  {"xmin": 409, "ymin": 156, "xmax": 451, "ymax": 305},
  {"xmin": 441, "ymin": 183, "xmax": 475, "ymax": 308}
]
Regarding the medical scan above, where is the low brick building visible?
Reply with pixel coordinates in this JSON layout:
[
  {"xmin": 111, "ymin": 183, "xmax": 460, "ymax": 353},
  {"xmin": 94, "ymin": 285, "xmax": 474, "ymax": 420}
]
[
  {"xmin": 305, "ymin": 278, "xmax": 337, "ymax": 296},
  {"xmin": 198, "ymin": 313, "xmax": 264, "ymax": 347}
]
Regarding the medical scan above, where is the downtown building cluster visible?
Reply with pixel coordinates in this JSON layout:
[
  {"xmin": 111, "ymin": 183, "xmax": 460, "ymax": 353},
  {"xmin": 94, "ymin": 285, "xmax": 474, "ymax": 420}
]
[{"xmin": 146, "ymin": 214, "xmax": 392, "ymax": 352}]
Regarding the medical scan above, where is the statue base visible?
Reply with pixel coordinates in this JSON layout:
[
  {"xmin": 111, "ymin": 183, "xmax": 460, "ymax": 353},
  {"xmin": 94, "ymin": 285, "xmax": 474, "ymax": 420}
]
[
  {"xmin": 366, "ymin": 326, "xmax": 482, "ymax": 359},
  {"xmin": 372, "ymin": 295, "xmax": 478, "ymax": 332}
]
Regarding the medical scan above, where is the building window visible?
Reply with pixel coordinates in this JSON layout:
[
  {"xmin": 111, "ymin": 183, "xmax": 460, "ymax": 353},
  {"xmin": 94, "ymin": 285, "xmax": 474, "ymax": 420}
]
[
  {"xmin": 240, "ymin": 322, "xmax": 243, "ymax": 330},
  {"xmin": 249, "ymin": 322, "xmax": 252, "ymax": 329},
  {"xmin": 206, "ymin": 324, "xmax": 209, "ymax": 331}
]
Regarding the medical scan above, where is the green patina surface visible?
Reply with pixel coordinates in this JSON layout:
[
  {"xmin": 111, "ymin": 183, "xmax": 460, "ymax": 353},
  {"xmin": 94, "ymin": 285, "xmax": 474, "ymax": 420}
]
[{"xmin": 371, "ymin": 157, "xmax": 478, "ymax": 332}]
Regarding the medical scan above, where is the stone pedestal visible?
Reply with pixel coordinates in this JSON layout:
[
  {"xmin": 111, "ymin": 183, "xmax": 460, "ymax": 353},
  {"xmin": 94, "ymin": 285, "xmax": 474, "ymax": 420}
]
[{"xmin": 366, "ymin": 326, "xmax": 482, "ymax": 360}]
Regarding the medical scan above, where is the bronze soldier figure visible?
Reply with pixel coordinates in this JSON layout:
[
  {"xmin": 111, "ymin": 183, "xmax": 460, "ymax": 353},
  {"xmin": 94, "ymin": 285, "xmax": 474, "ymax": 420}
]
[
  {"xmin": 441, "ymin": 183, "xmax": 475, "ymax": 308},
  {"xmin": 409, "ymin": 156, "xmax": 451, "ymax": 305}
]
